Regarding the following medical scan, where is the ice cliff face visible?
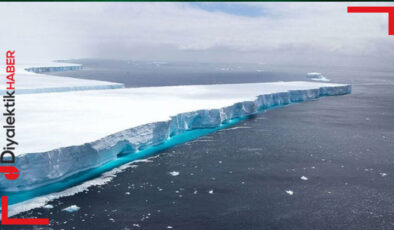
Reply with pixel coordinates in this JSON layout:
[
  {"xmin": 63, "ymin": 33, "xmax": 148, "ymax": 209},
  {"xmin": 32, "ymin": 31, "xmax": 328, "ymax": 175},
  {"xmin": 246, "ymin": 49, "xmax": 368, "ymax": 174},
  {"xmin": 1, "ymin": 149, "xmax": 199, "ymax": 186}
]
[
  {"xmin": 0, "ymin": 84, "xmax": 351, "ymax": 192},
  {"xmin": 24, "ymin": 65, "xmax": 83, "ymax": 73}
]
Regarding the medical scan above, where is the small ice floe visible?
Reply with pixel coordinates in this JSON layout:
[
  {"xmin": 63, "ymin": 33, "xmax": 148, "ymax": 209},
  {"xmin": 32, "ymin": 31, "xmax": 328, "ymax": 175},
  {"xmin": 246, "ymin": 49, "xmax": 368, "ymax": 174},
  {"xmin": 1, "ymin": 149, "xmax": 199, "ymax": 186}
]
[
  {"xmin": 43, "ymin": 204, "xmax": 54, "ymax": 209},
  {"xmin": 380, "ymin": 173, "xmax": 388, "ymax": 177},
  {"xmin": 225, "ymin": 126, "xmax": 251, "ymax": 131},
  {"xmin": 125, "ymin": 192, "xmax": 131, "ymax": 195},
  {"xmin": 109, "ymin": 218, "xmax": 115, "ymax": 222},
  {"xmin": 300, "ymin": 176, "xmax": 308, "ymax": 181},
  {"xmin": 285, "ymin": 190, "xmax": 294, "ymax": 196},
  {"xmin": 62, "ymin": 205, "xmax": 80, "ymax": 213},
  {"xmin": 306, "ymin": 72, "xmax": 330, "ymax": 82},
  {"xmin": 208, "ymin": 190, "xmax": 214, "ymax": 194},
  {"xmin": 167, "ymin": 226, "xmax": 173, "ymax": 229},
  {"xmin": 193, "ymin": 190, "xmax": 198, "ymax": 194},
  {"xmin": 169, "ymin": 171, "xmax": 180, "ymax": 176}
]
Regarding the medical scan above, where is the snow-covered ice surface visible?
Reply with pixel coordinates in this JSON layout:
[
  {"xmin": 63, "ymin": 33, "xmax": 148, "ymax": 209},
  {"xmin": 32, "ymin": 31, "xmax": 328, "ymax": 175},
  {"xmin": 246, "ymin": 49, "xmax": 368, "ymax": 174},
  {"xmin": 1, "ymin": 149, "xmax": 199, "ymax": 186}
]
[
  {"xmin": 0, "ymin": 61, "xmax": 124, "ymax": 94},
  {"xmin": 1, "ymin": 81, "xmax": 351, "ymax": 192}
]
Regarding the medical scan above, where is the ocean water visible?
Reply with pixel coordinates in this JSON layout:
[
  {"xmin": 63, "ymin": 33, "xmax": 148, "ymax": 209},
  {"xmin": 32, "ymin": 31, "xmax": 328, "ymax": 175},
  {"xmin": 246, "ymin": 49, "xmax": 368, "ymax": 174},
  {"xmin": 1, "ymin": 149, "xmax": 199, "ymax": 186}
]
[
  {"xmin": 3, "ymin": 61, "xmax": 394, "ymax": 230},
  {"xmin": 52, "ymin": 60, "xmax": 308, "ymax": 87}
]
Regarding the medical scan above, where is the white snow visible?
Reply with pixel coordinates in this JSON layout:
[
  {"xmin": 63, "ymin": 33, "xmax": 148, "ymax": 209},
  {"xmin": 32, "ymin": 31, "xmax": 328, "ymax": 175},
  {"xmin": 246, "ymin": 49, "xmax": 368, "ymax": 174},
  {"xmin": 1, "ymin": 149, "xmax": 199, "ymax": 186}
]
[
  {"xmin": 300, "ymin": 176, "xmax": 308, "ymax": 181},
  {"xmin": 1, "ymin": 81, "xmax": 350, "ymax": 192},
  {"xmin": 62, "ymin": 205, "xmax": 80, "ymax": 213},
  {"xmin": 307, "ymin": 72, "xmax": 330, "ymax": 82}
]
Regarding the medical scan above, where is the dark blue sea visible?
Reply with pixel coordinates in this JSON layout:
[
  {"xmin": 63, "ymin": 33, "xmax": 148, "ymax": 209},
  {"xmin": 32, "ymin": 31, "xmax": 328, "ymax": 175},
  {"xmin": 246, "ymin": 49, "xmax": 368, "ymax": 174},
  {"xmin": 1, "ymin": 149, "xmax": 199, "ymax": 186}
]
[{"xmin": 3, "ymin": 60, "xmax": 394, "ymax": 230}]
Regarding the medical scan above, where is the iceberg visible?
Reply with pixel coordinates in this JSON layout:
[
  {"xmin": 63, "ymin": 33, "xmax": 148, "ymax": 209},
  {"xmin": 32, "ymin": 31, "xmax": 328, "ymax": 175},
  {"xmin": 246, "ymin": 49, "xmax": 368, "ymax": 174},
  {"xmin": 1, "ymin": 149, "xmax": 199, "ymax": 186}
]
[
  {"xmin": 307, "ymin": 72, "xmax": 330, "ymax": 82},
  {"xmin": 0, "ymin": 81, "xmax": 351, "ymax": 193},
  {"xmin": 62, "ymin": 205, "xmax": 80, "ymax": 213}
]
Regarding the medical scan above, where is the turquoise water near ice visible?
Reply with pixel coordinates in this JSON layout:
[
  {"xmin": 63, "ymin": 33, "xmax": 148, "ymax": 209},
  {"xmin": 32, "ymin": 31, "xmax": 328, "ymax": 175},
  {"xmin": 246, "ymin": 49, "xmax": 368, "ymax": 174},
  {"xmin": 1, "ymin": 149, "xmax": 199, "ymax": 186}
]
[{"xmin": 5, "ymin": 117, "xmax": 246, "ymax": 206}]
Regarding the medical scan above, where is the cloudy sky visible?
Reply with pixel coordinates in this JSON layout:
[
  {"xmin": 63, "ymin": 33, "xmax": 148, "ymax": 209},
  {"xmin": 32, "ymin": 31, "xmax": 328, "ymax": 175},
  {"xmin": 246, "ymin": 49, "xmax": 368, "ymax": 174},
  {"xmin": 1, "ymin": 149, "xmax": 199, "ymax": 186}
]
[{"xmin": 0, "ymin": 2, "xmax": 393, "ymax": 67}]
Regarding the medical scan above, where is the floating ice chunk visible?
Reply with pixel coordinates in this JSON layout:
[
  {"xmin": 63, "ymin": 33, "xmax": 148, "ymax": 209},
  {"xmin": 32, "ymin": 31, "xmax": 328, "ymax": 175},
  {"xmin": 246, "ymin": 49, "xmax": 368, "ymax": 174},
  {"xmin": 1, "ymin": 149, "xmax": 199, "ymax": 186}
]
[
  {"xmin": 62, "ymin": 205, "xmax": 80, "ymax": 213},
  {"xmin": 307, "ymin": 73, "xmax": 330, "ymax": 82},
  {"xmin": 43, "ymin": 204, "xmax": 54, "ymax": 209},
  {"xmin": 167, "ymin": 226, "xmax": 173, "ymax": 229},
  {"xmin": 169, "ymin": 171, "xmax": 180, "ymax": 176},
  {"xmin": 380, "ymin": 173, "xmax": 387, "ymax": 177},
  {"xmin": 300, "ymin": 176, "xmax": 308, "ymax": 181},
  {"xmin": 286, "ymin": 190, "xmax": 294, "ymax": 195},
  {"xmin": 208, "ymin": 190, "xmax": 214, "ymax": 194}
]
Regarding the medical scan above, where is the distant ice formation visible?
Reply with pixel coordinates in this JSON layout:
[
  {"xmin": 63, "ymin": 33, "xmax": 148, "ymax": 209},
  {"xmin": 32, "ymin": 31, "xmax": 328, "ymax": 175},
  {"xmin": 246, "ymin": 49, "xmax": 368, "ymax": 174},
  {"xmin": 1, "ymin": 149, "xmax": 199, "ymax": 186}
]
[
  {"xmin": 25, "ymin": 65, "xmax": 83, "ymax": 73},
  {"xmin": 307, "ymin": 72, "xmax": 330, "ymax": 82},
  {"xmin": 0, "ymin": 62, "xmax": 124, "ymax": 95}
]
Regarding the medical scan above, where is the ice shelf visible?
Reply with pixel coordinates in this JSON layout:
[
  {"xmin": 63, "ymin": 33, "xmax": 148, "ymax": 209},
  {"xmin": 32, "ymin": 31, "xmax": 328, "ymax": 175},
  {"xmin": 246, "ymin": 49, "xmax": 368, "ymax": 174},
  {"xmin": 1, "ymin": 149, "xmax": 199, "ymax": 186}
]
[
  {"xmin": 0, "ymin": 81, "xmax": 351, "ymax": 192},
  {"xmin": 0, "ymin": 62, "xmax": 124, "ymax": 94}
]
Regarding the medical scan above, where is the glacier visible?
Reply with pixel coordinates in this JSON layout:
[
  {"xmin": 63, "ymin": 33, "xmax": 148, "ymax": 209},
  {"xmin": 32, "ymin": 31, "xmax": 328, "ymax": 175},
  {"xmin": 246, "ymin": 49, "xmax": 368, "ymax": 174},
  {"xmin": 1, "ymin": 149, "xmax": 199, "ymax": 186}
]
[{"xmin": 0, "ymin": 81, "xmax": 351, "ymax": 193}]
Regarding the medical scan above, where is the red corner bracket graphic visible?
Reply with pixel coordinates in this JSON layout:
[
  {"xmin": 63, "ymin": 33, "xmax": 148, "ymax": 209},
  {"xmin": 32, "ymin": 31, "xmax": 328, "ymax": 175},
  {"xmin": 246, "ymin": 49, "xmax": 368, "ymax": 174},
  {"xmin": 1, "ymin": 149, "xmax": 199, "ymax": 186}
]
[
  {"xmin": 348, "ymin": 6, "xmax": 394, "ymax": 35},
  {"xmin": 0, "ymin": 166, "xmax": 49, "ymax": 225},
  {"xmin": 1, "ymin": 196, "xmax": 49, "ymax": 225}
]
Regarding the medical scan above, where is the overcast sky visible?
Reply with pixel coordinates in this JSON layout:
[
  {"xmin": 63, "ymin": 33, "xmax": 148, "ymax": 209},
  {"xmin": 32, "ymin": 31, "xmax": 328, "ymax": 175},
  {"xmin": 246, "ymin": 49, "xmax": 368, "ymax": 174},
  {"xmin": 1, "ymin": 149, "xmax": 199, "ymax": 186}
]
[{"xmin": 0, "ymin": 2, "xmax": 393, "ymax": 67}]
